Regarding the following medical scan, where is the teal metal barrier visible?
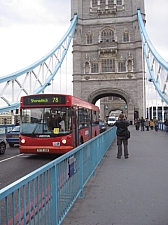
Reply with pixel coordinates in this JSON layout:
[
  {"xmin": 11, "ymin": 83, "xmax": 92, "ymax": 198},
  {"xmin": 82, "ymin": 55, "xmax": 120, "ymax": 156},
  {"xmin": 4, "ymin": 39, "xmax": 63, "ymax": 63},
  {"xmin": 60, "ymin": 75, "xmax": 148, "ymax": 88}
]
[
  {"xmin": 158, "ymin": 122, "xmax": 165, "ymax": 131},
  {"xmin": 0, "ymin": 127, "xmax": 116, "ymax": 225},
  {"xmin": 0, "ymin": 124, "xmax": 15, "ymax": 136}
]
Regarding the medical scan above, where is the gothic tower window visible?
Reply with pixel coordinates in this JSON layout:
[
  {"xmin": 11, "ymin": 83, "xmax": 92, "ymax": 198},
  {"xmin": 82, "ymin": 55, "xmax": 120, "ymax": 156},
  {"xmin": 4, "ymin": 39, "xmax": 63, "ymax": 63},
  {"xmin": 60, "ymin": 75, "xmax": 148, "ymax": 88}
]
[
  {"xmin": 102, "ymin": 59, "xmax": 115, "ymax": 72},
  {"xmin": 128, "ymin": 60, "xmax": 132, "ymax": 72},
  {"xmin": 100, "ymin": 0, "xmax": 105, "ymax": 5},
  {"xmin": 92, "ymin": 0, "xmax": 97, "ymax": 7},
  {"xmin": 118, "ymin": 62, "xmax": 126, "ymax": 72},
  {"xmin": 101, "ymin": 29, "xmax": 114, "ymax": 42},
  {"xmin": 85, "ymin": 62, "xmax": 90, "ymax": 74},
  {"xmin": 90, "ymin": 0, "xmax": 124, "ymax": 12},
  {"xmin": 108, "ymin": 0, "xmax": 114, "ymax": 4},
  {"xmin": 91, "ymin": 63, "xmax": 98, "ymax": 73},
  {"xmin": 116, "ymin": 0, "xmax": 122, "ymax": 5},
  {"xmin": 123, "ymin": 32, "xmax": 129, "ymax": 42},
  {"xmin": 86, "ymin": 34, "xmax": 93, "ymax": 45}
]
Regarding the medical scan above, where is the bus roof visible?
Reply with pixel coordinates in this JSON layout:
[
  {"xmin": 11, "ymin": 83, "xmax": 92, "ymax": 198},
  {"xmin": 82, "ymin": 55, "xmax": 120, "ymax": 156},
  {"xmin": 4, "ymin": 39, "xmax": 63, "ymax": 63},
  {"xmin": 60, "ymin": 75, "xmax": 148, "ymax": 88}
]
[{"xmin": 20, "ymin": 94, "xmax": 99, "ymax": 111}]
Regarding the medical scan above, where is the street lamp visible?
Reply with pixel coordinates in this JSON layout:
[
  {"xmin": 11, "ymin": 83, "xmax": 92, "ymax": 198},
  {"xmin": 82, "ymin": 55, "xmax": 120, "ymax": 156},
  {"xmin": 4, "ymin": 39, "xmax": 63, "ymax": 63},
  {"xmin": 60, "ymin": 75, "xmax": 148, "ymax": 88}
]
[{"xmin": 161, "ymin": 99, "xmax": 164, "ymax": 122}]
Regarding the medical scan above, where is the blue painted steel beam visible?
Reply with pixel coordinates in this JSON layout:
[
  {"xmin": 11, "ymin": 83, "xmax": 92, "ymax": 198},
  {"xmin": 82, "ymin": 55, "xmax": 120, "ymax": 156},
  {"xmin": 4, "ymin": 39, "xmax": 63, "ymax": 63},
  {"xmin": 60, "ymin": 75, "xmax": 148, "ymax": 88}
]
[
  {"xmin": 137, "ymin": 9, "xmax": 168, "ymax": 105},
  {"xmin": 0, "ymin": 14, "xmax": 78, "ymax": 113},
  {"xmin": 0, "ymin": 14, "xmax": 78, "ymax": 84}
]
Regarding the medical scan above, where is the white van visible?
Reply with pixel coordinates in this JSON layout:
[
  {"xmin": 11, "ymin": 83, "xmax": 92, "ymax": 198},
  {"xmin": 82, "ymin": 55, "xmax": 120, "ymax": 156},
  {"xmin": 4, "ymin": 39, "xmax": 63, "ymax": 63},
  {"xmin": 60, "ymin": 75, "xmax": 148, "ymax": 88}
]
[{"xmin": 107, "ymin": 116, "xmax": 116, "ymax": 126}]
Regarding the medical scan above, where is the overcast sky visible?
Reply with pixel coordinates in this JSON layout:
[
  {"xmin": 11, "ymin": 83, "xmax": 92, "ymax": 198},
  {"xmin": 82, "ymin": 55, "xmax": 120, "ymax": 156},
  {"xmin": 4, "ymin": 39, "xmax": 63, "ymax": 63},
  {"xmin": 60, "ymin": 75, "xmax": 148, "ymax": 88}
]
[{"xmin": 0, "ymin": 0, "xmax": 168, "ymax": 85}]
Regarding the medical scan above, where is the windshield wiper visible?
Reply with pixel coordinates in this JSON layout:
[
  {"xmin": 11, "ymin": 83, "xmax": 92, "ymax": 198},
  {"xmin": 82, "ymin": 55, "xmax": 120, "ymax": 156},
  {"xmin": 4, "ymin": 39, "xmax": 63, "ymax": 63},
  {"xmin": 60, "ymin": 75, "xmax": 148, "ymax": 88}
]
[{"xmin": 32, "ymin": 123, "xmax": 39, "ymax": 134}]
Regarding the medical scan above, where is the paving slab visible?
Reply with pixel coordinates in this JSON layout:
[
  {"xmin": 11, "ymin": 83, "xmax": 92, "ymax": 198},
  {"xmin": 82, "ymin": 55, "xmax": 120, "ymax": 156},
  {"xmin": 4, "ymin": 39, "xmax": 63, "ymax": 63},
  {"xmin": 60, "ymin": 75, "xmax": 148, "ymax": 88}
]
[{"xmin": 61, "ymin": 126, "xmax": 168, "ymax": 225}]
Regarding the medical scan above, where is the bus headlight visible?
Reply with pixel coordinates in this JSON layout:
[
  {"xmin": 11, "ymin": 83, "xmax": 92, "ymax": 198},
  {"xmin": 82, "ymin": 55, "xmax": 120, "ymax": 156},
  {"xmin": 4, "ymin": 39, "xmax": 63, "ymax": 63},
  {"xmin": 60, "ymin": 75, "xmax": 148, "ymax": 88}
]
[
  {"xmin": 21, "ymin": 138, "xmax": 26, "ymax": 144},
  {"xmin": 62, "ymin": 139, "xmax": 67, "ymax": 144}
]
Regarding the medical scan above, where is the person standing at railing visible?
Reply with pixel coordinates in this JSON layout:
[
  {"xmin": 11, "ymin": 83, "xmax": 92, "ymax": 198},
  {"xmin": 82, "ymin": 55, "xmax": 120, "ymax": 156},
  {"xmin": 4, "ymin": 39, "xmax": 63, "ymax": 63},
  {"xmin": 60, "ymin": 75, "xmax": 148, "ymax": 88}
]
[{"xmin": 113, "ymin": 113, "xmax": 130, "ymax": 159}]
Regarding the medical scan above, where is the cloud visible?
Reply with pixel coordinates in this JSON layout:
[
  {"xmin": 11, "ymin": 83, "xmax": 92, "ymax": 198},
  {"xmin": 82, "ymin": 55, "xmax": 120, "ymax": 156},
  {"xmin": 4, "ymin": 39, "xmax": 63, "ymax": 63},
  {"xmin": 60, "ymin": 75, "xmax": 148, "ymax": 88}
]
[
  {"xmin": 0, "ymin": 0, "xmax": 71, "ymax": 75},
  {"xmin": 145, "ymin": 0, "xmax": 168, "ymax": 60},
  {"xmin": 0, "ymin": 0, "xmax": 70, "ymax": 27}
]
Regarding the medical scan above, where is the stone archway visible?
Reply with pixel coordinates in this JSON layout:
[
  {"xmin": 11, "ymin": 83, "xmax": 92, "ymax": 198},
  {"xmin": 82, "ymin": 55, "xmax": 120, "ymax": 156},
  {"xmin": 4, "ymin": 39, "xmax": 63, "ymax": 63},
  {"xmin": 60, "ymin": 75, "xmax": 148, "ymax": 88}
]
[{"xmin": 88, "ymin": 88, "xmax": 135, "ymax": 123}]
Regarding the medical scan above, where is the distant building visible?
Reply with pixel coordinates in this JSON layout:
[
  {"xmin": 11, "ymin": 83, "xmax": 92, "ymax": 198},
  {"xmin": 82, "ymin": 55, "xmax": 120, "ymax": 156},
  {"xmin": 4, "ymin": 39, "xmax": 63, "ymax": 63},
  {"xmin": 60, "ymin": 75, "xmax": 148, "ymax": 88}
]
[{"xmin": 0, "ymin": 112, "xmax": 20, "ymax": 125}]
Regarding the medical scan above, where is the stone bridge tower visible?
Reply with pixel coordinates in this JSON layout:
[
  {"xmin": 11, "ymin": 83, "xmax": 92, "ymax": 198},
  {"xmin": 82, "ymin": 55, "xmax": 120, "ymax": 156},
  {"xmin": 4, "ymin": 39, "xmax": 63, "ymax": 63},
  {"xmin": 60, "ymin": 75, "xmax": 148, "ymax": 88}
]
[{"xmin": 71, "ymin": 0, "xmax": 145, "ymax": 123}]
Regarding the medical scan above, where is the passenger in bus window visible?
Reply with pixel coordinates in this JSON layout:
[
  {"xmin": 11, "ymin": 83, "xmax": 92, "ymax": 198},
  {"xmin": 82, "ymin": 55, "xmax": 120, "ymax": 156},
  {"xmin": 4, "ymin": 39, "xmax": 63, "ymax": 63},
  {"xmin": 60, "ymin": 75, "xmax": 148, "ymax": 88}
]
[
  {"xmin": 48, "ymin": 115, "xmax": 53, "ymax": 130},
  {"xmin": 56, "ymin": 113, "xmax": 62, "ymax": 124},
  {"xmin": 59, "ymin": 114, "xmax": 66, "ymax": 131},
  {"xmin": 52, "ymin": 113, "xmax": 61, "ymax": 129}
]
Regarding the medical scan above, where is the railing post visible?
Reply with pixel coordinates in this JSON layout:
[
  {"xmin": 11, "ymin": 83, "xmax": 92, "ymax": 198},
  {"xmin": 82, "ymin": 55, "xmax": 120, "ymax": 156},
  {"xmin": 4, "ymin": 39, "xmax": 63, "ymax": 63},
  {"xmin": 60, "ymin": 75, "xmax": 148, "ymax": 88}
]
[
  {"xmin": 91, "ymin": 141, "xmax": 96, "ymax": 176},
  {"xmin": 51, "ymin": 165, "xmax": 58, "ymax": 224},
  {"xmin": 79, "ymin": 149, "xmax": 84, "ymax": 198}
]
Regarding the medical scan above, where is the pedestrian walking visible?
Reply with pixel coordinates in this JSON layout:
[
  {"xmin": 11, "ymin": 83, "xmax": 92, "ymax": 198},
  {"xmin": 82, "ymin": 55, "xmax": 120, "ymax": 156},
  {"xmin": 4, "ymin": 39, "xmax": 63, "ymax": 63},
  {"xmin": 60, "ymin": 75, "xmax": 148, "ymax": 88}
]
[
  {"xmin": 136, "ymin": 118, "xmax": 140, "ymax": 130},
  {"xmin": 153, "ymin": 117, "xmax": 158, "ymax": 131},
  {"xmin": 134, "ymin": 118, "xmax": 138, "ymax": 130},
  {"xmin": 145, "ymin": 118, "xmax": 149, "ymax": 131},
  {"xmin": 140, "ymin": 117, "xmax": 145, "ymax": 131},
  {"xmin": 164, "ymin": 118, "xmax": 168, "ymax": 133},
  {"xmin": 150, "ymin": 119, "xmax": 154, "ymax": 130},
  {"xmin": 113, "ymin": 113, "xmax": 130, "ymax": 159}
]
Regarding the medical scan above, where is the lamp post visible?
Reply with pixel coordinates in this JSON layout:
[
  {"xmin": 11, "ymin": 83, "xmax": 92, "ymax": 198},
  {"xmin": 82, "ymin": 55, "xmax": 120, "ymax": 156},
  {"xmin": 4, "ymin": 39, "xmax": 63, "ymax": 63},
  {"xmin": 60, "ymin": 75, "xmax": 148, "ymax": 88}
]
[
  {"xmin": 161, "ymin": 99, "xmax": 164, "ymax": 122},
  {"xmin": 105, "ymin": 104, "xmax": 108, "ymax": 110},
  {"xmin": 105, "ymin": 104, "xmax": 108, "ymax": 119}
]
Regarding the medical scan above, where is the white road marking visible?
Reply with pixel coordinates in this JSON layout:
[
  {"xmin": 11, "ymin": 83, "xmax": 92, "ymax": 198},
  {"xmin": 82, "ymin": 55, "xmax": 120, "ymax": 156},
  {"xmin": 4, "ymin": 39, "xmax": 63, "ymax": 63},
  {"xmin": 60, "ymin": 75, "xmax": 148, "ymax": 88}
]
[{"xmin": 0, "ymin": 154, "xmax": 24, "ymax": 163}]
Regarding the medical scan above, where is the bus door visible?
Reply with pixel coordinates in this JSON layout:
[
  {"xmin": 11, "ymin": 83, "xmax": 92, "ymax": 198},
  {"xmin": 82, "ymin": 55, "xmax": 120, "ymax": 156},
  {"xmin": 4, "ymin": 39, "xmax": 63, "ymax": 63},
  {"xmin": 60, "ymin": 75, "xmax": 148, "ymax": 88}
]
[
  {"xmin": 72, "ymin": 107, "xmax": 78, "ymax": 147},
  {"xmin": 89, "ymin": 109, "xmax": 92, "ymax": 139}
]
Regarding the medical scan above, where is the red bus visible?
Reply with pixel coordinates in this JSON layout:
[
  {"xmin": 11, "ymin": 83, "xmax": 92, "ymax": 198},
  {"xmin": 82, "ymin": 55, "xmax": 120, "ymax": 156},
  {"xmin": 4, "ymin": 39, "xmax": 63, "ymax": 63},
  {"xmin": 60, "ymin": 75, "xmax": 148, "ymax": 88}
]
[{"xmin": 19, "ymin": 94, "xmax": 100, "ymax": 154}]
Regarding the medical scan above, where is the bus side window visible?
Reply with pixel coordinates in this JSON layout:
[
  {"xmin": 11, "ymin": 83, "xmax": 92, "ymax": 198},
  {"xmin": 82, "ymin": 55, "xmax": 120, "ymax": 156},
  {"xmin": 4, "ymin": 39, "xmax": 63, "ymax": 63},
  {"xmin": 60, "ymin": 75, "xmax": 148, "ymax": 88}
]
[
  {"xmin": 92, "ymin": 111, "xmax": 96, "ymax": 125},
  {"xmin": 79, "ymin": 107, "xmax": 84, "ymax": 129}
]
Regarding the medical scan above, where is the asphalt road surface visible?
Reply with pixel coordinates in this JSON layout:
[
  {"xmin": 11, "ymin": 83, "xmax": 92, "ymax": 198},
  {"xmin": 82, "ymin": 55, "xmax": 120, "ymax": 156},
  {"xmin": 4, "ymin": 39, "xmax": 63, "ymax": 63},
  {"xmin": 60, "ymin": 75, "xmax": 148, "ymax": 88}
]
[{"xmin": 0, "ymin": 144, "xmax": 59, "ymax": 190}]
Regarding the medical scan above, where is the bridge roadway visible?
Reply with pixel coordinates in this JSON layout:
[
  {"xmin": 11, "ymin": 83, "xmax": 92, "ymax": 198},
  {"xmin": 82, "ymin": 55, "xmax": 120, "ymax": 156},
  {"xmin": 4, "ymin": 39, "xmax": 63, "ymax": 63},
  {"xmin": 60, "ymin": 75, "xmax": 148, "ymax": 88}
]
[{"xmin": 62, "ymin": 125, "xmax": 168, "ymax": 225}]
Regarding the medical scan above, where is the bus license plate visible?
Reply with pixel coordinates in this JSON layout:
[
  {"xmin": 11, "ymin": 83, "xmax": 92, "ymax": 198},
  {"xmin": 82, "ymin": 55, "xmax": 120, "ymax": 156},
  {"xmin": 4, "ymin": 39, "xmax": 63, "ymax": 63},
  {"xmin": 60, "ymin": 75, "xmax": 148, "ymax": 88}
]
[{"xmin": 37, "ymin": 148, "xmax": 49, "ymax": 152}]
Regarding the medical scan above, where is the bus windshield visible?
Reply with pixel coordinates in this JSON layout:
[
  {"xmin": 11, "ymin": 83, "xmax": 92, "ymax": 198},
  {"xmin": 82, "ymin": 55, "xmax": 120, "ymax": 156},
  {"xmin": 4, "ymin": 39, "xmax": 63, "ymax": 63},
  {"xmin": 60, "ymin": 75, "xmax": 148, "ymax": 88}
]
[{"xmin": 20, "ymin": 107, "xmax": 72, "ymax": 135}]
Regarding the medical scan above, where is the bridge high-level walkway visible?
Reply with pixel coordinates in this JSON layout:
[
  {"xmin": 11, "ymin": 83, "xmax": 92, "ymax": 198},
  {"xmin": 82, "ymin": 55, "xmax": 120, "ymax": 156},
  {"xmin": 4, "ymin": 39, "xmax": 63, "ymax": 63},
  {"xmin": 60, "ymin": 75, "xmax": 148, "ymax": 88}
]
[{"xmin": 62, "ymin": 125, "xmax": 168, "ymax": 225}]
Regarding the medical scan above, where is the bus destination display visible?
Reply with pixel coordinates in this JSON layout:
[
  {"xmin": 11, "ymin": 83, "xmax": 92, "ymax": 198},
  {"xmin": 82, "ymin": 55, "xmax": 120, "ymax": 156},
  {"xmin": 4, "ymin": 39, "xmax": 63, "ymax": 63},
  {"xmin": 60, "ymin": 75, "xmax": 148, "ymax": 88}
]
[{"xmin": 23, "ymin": 95, "xmax": 66, "ymax": 105}]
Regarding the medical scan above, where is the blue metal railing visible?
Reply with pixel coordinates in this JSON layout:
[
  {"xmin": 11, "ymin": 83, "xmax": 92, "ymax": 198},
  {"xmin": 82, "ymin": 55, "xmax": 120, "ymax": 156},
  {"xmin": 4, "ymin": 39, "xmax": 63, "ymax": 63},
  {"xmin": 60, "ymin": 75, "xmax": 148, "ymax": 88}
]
[
  {"xmin": 0, "ymin": 127, "xmax": 116, "ymax": 225},
  {"xmin": 0, "ymin": 125, "xmax": 15, "ymax": 137},
  {"xmin": 158, "ymin": 122, "xmax": 166, "ymax": 131}
]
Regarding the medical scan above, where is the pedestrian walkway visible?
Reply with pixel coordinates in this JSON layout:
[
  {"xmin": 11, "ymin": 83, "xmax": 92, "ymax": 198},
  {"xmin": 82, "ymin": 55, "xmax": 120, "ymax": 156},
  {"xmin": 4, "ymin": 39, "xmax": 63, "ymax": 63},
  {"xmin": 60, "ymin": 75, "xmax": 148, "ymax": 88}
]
[{"xmin": 61, "ymin": 126, "xmax": 168, "ymax": 225}]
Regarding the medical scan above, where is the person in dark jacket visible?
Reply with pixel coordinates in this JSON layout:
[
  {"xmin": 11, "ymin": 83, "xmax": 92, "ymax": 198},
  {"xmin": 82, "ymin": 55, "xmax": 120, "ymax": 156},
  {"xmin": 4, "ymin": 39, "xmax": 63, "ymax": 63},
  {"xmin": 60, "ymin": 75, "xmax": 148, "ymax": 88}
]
[
  {"xmin": 140, "ymin": 117, "xmax": 145, "ymax": 131},
  {"xmin": 113, "ymin": 113, "xmax": 130, "ymax": 159},
  {"xmin": 164, "ymin": 118, "xmax": 168, "ymax": 133}
]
